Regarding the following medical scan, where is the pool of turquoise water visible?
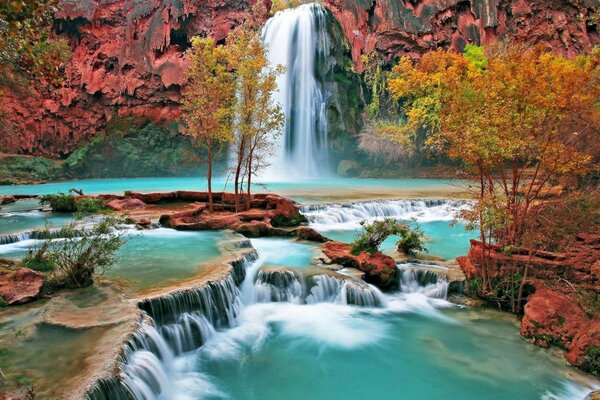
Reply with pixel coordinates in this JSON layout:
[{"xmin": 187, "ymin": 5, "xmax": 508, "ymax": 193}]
[
  {"xmin": 0, "ymin": 228, "xmax": 228, "ymax": 292},
  {"xmin": 0, "ymin": 177, "xmax": 468, "ymax": 203},
  {"xmin": 188, "ymin": 302, "xmax": 597, "ymax": 400}
]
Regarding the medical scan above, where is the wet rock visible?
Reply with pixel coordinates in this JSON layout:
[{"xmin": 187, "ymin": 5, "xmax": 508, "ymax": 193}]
[
  {"xmin": 0, "ymin": 195, "xmax": 16, "ymax": 205},
  {"xmin": 106, "ymin": 198, "xmax": 146, "ymax": 211},
  {"xmin": 295, "ymin": 226, "xmax": 329, "ymax": 242},
  {"xmin": 321, "ymin": 241, "xmax": 398, "ymax": 290},
  {"xmin": 0, "ymin": 268, "xmax": 44, "ymax": 305}
]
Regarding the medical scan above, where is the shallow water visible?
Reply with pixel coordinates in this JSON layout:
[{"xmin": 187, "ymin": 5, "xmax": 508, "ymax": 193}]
[
  {"xmin": 0, "ymin": 228, "xmax": 229, "ymax": 292},
  {"xmin": 0, "ymin": 177, "xmax": 469, "ymax": 203},
  {"xmin": 0, "ymin": 210, "xmax": 70, "ymax": 235},
  {"xmin": 133, "ymin": 268, "xmax": 598, "ymax": 400}
]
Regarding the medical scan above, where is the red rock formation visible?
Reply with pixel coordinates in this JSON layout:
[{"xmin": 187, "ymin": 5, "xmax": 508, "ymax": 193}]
[
  {"xmin": 457, "ymin": 230, "xmax": 600, "ymax": 372},
  {"xmin": 1, "ymin": 0, "xmax": 268, "ymax": 156},
  {"xmin": 106, "ymin": 198, "xmax": 146, "ymax": 211},
  {"xmin": 321, "ymin": 241, "xmax": 398, "ymax": 289},
  {"xmin": 323, "ymin": 0, "xmax": 600, "ymax": 69},
  {"xmin": 3, "ymin": 0, "xmax": 598, "ymax": 156},
  {"xmin": 0, "ymin": 268, "xmax": 44, "ymax": 305},
  {"xmin": 151, "ymin": 191, "xmax": 312, "ymax": 238}
]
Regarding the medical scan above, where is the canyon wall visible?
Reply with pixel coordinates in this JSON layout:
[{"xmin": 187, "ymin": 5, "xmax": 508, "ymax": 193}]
[
  {"xmin": 2, "ymin": 0, "xmax": 599, "ymax": 157},
  {"xmin": 324, "ymin": 0, "xmax": 600, "ymax": 69}
]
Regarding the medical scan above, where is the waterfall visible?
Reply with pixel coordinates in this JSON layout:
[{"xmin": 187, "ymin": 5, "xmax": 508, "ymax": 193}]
[
  {"xmin": 261, "ymin": 3, "xmax": 331, "ymax": 179},
  {"xmin": 397, "ymin": 264, "xmax": 449, "ymax": 300},
  {"xmin": 253, "ymin": 268, "xmax": 304, "ymax": 303},
  {"xmin": 302, "ymin": 199, "xmax": 470, "ymax": 230},
  {"xmin": 305, "ymin": 274, "xmax": 386, "ymax": 307}
]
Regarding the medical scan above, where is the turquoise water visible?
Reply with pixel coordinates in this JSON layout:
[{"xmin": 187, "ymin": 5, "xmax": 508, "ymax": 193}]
[
  {"xmin": 0, "ymin": 228, "xmax": 227, "ymax": 292},
  {"xmin": 184, "ymin": 301, "xmax": 596, "ymax": 400},
  {"xmin": 0, "ymin": 177, "xmax": 468, "ymax": 203},
  {"xmin": 0, "ymin": 211, "xmax": 71, "ymax": 235},
  {"xmin": 250, "ymin": 238, "xmax": 317, "ymax": 268}
]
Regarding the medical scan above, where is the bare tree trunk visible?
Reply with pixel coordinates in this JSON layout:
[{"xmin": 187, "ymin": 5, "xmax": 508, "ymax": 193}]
[
  {"xmin": 207, "ymin": 145, "xmax": 213, "ymax": 212},
  {"xmin": 246, "ymin": 148, "xmax": 253, "ymax": 210},
  {"xmin": 517, "ymin": 250, "xmax": 533, "ymax": 313}
]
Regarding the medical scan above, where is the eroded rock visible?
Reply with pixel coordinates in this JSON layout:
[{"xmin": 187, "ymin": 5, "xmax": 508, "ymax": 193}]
[{"xmin": 0, "ymin": 268, "xmax": 44, "ymax": 305}]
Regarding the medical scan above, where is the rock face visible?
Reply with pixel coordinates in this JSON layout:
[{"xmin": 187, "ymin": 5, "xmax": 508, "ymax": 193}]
[
  {"xmin": 324, "ymin": 0, "xmax": 600, "ymax": 69},
  {"xmin": 1, "ymin": 0, "xmax": 266, "ymax": 156},
  {"xmin": 0, "ymin": 268, "xmax": 44, "ymax": 305},
  {"xmin": 321, "ymin": 241, "xmax": 398, "ymax": 290},
  {"xmin": 3, "ymin": 0, "xmax": 599, "ymax": 157},
  {"xmin": 457, "ymin": 230, "xmax": 600, "ymax": 373}
]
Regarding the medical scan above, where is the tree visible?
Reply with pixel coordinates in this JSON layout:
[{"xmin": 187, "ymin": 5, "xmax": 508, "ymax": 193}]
[
  {"xmin": 227, "ymin": 2, "xmax": 284, "ymax": 211},
  {"xmin": 181, "ymin": 36, "xmax": 236, "ymax": 211},
  {"xmin": 351, "ymin": 218, "xmax": 428, "ymax": 256},
  {"xmin": 0, "ymin": 0, "xmax": 70, "ymax": 145},
  {"xmin": 388, "ymin": 43, "xmax": 599, "ymax": 293}
]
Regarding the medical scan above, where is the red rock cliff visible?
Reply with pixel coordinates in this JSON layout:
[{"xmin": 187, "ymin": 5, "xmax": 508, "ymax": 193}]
[
  {"xmin": 2, "ymin": 0, "xmax": 599, "ymax": 156},
  {"xmin": 1, "ymin": 0, "xmax": 265, "ymax": 156},
  {"xmin": 323, "ymin": 0, "xmax": 600, "ymax": 68}
]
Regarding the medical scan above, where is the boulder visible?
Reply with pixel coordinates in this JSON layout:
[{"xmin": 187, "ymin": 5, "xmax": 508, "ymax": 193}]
[
  {"xmin": 0, "ymin": 195, "xmax": 16, "ymax": 205},
  {"xmin": 295, "ymin": 226, "xmax": 329, "ymax": 242},
  {"xmin": 0, "ymin": 268, "xmax": 44, "ymax": 305},
  {"xmin": 321, "ymin": 241, "xmax": 398, "ymax": 290},
  {"xmin": 106, "ymin": 198, "xmax": 146, "ymax": 211}
]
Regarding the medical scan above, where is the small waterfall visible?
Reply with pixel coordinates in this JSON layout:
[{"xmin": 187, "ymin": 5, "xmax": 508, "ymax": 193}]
[
  {"xmin": 302, "ymin": 199, "xmax": 469, "ymax": 230},
  {"xmin": 397, "ymin": 265, "xmax": 449, "ymax": 300},
  {"xmin": 0, "ymin": 228, "xmax": 95, "ymax": 246},
  {"xmin": 0, "ymin": 232, "xmax": 31, "ymax": 245},
  {"xmin": 306, "ymin": 275, "xmax": 385, "ymax": 307},
  {"xmin": 253, "ymin": 269, "xmax": 303, "ymax": 303},
  {"xmin": 261, "ymin": 3, "xmax": 331, "ymax": 179}
]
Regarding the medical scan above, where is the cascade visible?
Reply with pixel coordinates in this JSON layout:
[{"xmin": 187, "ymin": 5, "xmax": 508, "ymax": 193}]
[
  {"xmin": 302, "ymin": 199, "xmax": 470, "ymax": 230},
  {"xmin": 261, "ymin": 3, "xmax": 331, "ymax": 179},
  {"xmin": 397, "ymin": 264, "xmax": 449, "ymax": 299},
  {"xmin": 253, "ymin": 268, "xmax": 304, "ymax": 303},
  {"xmin": 305, "ymin": 274, "xmax": 385, "ymax": 307}
]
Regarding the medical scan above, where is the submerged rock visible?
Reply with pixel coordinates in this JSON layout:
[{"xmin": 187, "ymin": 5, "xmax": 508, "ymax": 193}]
[
  {"xmin": 321, "ymin": 241, "xmax": 397, "ymax": 290},
  {"xmin": 0, "ymin": 268, "xmax": 44, "ymax": 305}
]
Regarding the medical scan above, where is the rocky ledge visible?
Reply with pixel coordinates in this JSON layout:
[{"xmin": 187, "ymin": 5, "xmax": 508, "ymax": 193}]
[
  {"xmin": 320, "ymin": 241, "xmax": 398, "ymax": 290},
  {"xmin": 458, "ymin": 231, "xmax": 600, "ymax": 374}
]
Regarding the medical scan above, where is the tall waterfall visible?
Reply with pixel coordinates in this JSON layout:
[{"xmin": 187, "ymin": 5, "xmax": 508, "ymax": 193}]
[{"xmin": 261, "ymin": 3, "xmax": 331, "ymax": 179}]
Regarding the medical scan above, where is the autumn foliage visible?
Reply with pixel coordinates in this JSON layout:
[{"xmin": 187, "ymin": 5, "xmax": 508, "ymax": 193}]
[{"xmin": 387, "ymin": 43, "xmax": 600, "ymax": 299}]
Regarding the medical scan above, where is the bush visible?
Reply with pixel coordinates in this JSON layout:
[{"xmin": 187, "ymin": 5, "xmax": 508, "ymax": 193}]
[
  {"xmin": 351, "ymin": 218, "xmax": 406, "ymax": 255},
  {"xmin": 25, "ymin": 218, "xmax": 125, "ymax": 289},
  {"xmin": 396, "ymin": 225, "xmax": 428, "ymax": 255},
  {"xmin": 0, "ymin": 156, "xmax": 60, "ymax": 185},
  {"xmin": 40, "ymin": 193, "xmax": 108, "ymax": 214},
  {"xmin": 40, "ymin": 193, "xmax": 77, "ymax": 212},
  {"xmin": 351, "ymin": 218, "xmax": 429, "ymax": 256}
]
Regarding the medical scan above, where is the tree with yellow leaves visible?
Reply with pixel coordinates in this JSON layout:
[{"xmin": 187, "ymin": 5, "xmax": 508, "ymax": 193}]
[
  {"xmin": 181, "ymin": 36, "xmax": 236, "ymax": 211},
  {"xmin": 388, "ymin": 43, "xmax": 600, "ymax": 295},
  {"xmin": 227, "ymin": 2, "xmax": 285, "ymax": 211}
]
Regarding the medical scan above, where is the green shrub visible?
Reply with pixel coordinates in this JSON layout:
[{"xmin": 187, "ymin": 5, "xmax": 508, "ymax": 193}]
[
  {"xmin": 0, "ymin": 156, "xmax": 60, "ymax": 185},
  {"xmin": 581, "ymin": 346, "xmax": 600, "ymax": 376},
  {"xmin": 21, "ymin": 240, "xmax": 55, "ymax": 272},
  {"xmin": 26, "ymin": 218, "xmax": 125, "ymax": 290},
  {"xmin": 40, "ymin": 193, "xmax": 77, "ymax": 212},
  {"xmin": 351, "ymin": 218, "xmax": 406, "ymax": 255},
  {"xmin": 351, "ymin": 218, "xmax": 429, "ymax": 256},
  {"xmin": 396, "ymin": 225, "xmax": 428, "ymax": 255},
  {"xmin": 39, "ymin": 193, "xmax": 108, "ymax": 214}
]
